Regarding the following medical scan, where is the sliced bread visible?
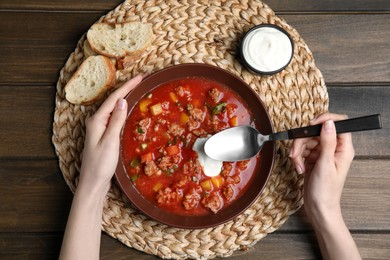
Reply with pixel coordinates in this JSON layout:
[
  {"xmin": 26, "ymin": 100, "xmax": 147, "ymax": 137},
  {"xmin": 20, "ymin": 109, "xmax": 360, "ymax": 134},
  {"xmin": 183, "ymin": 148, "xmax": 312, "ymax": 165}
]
[
  {"xmin": 83, "ymin": 38, "xmax": 118, "ymax": 67},
  {"xmin": 87, "ymin": 21, "xmax": 154, "ymax": 59},
  {"xmin": 65, "ymin": 55, "xmax": 116, "ymax": 105},
  {"xmin": 83, "ymin": 38, "xmax": 98, "ymax": 58}
]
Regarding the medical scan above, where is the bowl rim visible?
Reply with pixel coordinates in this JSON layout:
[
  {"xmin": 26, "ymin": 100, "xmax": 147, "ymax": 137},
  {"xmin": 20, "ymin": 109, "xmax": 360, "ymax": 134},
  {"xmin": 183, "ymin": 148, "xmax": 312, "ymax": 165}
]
[
  {"xmin": 115, "ymin": 63, "xmax": 275, "ymax": 229},
  {"xmin": 239, "ymin": 24, "xmax": 294, "ymax": 75}
]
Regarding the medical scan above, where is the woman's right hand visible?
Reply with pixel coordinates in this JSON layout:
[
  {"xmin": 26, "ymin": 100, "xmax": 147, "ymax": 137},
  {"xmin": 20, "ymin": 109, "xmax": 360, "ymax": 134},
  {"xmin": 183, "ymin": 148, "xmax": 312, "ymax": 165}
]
[
  {"xmin": 289, "ymin": 113, "xmax": 355, "ymax": 222},
  {"xmin": 289, "ymin": 113, "xmax": 361, "ymax": 260},
  {"xmin": 290, "ymin": 114, "xmax": 361, "ymax": 259}
]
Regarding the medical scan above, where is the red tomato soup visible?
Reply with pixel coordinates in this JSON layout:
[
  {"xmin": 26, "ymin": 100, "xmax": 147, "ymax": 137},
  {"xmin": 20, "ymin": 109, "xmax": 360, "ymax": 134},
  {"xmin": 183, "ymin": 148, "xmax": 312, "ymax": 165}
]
[{"xmin": 121, "ymin": 77, "xmax": 261, "ymax": 216}]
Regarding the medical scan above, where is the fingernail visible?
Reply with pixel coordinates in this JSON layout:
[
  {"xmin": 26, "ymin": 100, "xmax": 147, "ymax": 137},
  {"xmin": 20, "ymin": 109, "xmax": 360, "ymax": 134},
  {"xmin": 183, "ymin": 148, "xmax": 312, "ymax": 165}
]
[
  {"xmin": 117, "ymin": 99, "xmax": 127, "ymax": 110},
  {"xmin": 324, "ymin": 120, "xmax": 335, "ymax": 133},
  {"xmin": 288, "ymin": 148, "xmax": 293, "ymax": 157},
  {"xmin": 296, "ymin": 164, "xmax": 304, "ymax": 175}
]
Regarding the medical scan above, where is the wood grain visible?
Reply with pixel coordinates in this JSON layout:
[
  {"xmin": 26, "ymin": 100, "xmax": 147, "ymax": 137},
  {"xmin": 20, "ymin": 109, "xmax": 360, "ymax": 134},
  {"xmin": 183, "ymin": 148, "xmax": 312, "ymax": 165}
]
[
  {"xmin": 280, "ymin": 159, "xmax": 390, "ymax": 231},
  {"xmin": 1, "ymin": 0, "xmax": 389, "ymax": 12},
  {"xmin": 0, "ymin": 159, "xmax": 388, "ymax": 232},
  {"xmin": 328, "ymin": 86, "xmax": 390, "ymax": 157},
  {"xmin": 0, "ymin": 0, "xmax": 122, "ymax": 11},
  {"xmin": 285, "ymin": 15, "xmax": 390, "ymax": 83},
  {"xmin": 0, "ymin": 12, "xmax": 389, "ymax": 84},
  {"xmin": 0, "ymin": 233, "xmax": 389, "ymax": 259},
  {"xmin": 0, "ymin": 1, "xmax": 389, "ymax": 259},
  {"xmin": 1, "ymin": 86, "xmax": 388, "ymax": 158},
  {"xmin": 0, "ymin": 86, "xmax": 56, "ymax": 158},
  {"xmin": 0, "ymin": 159, "xmax": 72, "ymax": 232},
  {"xmin": 0, "ymin": 11, "xmax": 103, "ymax": 84}
]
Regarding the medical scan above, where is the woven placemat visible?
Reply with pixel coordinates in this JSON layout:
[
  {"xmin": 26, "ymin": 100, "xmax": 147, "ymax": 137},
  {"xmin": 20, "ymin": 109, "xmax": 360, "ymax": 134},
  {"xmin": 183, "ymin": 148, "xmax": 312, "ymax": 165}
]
[{"xmin": 52, "ymin": 0, "xmax": 328, "ymax": 258}]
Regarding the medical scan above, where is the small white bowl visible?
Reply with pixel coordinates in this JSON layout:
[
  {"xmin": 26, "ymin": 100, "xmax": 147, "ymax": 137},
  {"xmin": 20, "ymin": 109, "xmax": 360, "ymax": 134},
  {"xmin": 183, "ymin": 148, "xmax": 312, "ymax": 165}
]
[{"xmin": 240, "ymin": 24, "xmax": 294, "ymax": 75}]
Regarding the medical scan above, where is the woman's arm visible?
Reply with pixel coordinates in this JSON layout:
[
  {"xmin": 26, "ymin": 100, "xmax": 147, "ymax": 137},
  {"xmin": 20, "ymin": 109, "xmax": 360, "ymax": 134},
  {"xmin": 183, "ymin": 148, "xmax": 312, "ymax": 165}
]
[
  {"xmin": 290, "ymin": 113, "xmax": 361, "ymax": 260},
  {"xmin": 59, "ymin": 75, "xmax": 142, "ymax": 260}
]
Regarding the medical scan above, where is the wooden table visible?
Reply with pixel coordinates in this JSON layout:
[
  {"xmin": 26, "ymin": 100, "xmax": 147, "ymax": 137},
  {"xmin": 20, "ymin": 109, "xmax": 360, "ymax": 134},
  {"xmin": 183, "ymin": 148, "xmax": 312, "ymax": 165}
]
[{"xmin": 1, "ymin": 1, "xmax": 389, "ymax": 259}]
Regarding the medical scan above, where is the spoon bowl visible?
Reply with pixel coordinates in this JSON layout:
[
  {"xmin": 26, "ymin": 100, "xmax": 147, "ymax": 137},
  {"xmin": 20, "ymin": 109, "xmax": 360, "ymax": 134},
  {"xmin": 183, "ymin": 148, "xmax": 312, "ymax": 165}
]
[{"xmin": 205, "ymin": 114, "xmax": 382, "ymax": 161}]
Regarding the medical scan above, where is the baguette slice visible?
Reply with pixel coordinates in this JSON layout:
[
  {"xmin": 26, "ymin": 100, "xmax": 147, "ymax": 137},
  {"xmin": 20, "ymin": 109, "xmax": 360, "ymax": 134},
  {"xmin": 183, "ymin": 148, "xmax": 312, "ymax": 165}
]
[
  {"xmin": 83, "ymin": 39, "xmax": 118, "ymax": 67},
  {"xmin": 87, "ymin": 22, "xmax": 154, "ymax": 59},
  {"xmin": 83, "ymin": 38, "xmax": 98, "ymax": 58},
  {"xmin": 65, "ymin": 55, "xmax": 116, "ymax": 105}
]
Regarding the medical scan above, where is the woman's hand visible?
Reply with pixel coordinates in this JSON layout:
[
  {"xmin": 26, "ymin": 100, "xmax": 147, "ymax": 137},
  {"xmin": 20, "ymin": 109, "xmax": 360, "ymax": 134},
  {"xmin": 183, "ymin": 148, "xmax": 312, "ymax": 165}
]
[
  {"xmin": 289, "ymin": 113, "xmax": 355, "ymax": 219},
  {"xmin": 290, "ymin": 114, "xmax": 355, "ymax": 218},
  {"xmin": 289, "ymin": 113, "xmax": 360, "ymax": 260},
  {"xmin": 78, "ymin": 75, "xmax": 142, "ymax": 194},
  {"xmin": 60, "ymin": 75, "xmax": 142, "ymax": 260}
]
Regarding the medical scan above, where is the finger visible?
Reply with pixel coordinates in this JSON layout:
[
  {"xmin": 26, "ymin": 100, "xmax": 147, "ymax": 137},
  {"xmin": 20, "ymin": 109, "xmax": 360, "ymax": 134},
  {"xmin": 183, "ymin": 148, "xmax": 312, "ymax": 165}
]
[
  {"xmin": 306, "ymin": 149, "xmax": 320, "ymax": 163},
  {"xmin": 289, "ymin": 137, "xmax": 318, "ymax": 159},
  {"xmin": 102, "ymin": 99, "xmax": 128, "ymax": 142},
  {"xmin": 310, "ymin": 112, "xmax": 348, "ymax": 125},
  {"xmin": 318, "ymin": 120, "xmax": 337, "ymax": 161},
  {"xmin": 289, "ymin": 138, "xmax": 309, "ymax": 158},
  {"xmin": 313, "ymin": 113, "xmax": 354, "ymax": 163},
  {"xmin": 292, "ymin": 155, "xmax": 305, "ymax": 174},
  {"xmin": 335, "ymin": 135, "xmax": 355, "ymax": 169},
  {"xmin": 95, "ymin": 75, "xmax": 143, "ymax": 117},
  {"xmin": 302, "ymin": 148, "xmax": 312, "ymax": 158},
  {"xmin": 305, "ymin": 138, "xmax": 320, "ymax": 150}
]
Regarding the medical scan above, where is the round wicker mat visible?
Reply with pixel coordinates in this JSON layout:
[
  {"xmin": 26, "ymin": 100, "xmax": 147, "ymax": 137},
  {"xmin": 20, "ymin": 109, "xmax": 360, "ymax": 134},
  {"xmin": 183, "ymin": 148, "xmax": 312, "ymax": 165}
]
[{"xmin": 52, "ymin": 0, "xmax": 328, "ymax": 258}]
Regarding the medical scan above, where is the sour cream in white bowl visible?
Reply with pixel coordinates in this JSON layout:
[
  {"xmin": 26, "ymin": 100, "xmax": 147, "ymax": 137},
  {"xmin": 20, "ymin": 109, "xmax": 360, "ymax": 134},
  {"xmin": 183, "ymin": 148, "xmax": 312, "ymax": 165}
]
[{"xmin": 240, "ymin": 24, "xmax": 294, "ymax": 75}]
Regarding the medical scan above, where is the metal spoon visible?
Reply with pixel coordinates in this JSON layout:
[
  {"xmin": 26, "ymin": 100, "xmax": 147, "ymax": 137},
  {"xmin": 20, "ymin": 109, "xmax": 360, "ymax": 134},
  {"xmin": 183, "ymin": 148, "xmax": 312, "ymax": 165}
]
[{"xmin": 204, "ymin": 114, "xmax": 382, "ymax": 161}]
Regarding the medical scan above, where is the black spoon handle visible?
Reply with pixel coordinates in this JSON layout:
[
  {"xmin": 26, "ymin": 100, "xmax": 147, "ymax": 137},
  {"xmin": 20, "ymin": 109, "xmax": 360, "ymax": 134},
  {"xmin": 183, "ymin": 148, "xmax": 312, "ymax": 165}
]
[{"xmin": 270, "ymin": 114, "xmax": 382, "ymax": 140}]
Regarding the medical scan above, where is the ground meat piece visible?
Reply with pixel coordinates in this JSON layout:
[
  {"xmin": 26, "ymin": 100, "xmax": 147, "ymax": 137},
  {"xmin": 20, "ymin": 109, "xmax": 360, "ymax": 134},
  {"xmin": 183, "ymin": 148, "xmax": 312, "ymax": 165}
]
[
  {"xmin": 209, "ymin": 88, "xmax": 221, "ymax": 103},
  {"xmin": 144, "ymin": 161, "xmax": 161, "ymax": 176},
  {"xmin": 134, "ymin": 118, "xmax": 151, "ymax": 141},
  {"xmin": 202, "ymin": 193, "xmax": 222, "ymax": 213},
  {"xmin": 187, "ymin": 105, "xmax": 205, "ymax": 121},
  {"xmin": 226, "ymin": 174, "xmax": 240, "ymax": 185},
  {"xmin": 236, "ymin": 160, "xmax": 249, "ymax": 171},
  {"xmin": 158, "ymin": 156, "xmax": 174, "ymax": 171},
  {"xmin": 187, "ymin": 118, "xmax": 200, "ymax": 131},
  {"xmin": 226, "ymin": 103, "xmax": 237, "ymax": 118},
  {"xmin": 168, "ymin": 123, "xmax": 185, "ymax": 136},
  {"xmin": 222, "ymin": 185, "xmax": 234, "ymax": 200},
  {"xmin": 156, "ymin": 187, "xmax": 182, "ymax": 205},
  {"xmin": 221, "ymin": 163, "xmax": 233, "ymax": 177},
  {"xmin": 208, "ymin": 116, "xmax": 228, "ymax": 132},
  {"xmin": 192, "ymin": 128, "xmax": 208, "ymax": 137},
  {"xmin": 175, "ymin": 86, "xmax": 191, "ymax": 97},
  {"xmin": 172, "ymin": 154, "xmax": 181, "ymax": 164},
  {"xmin": 183, "ymin": 188, "xmax": 201, "ymax": 210},
  {"xmin": 173, "ymin": 174, "xmax": 191, "ymax": 188},
  {"xmin": 233, "ymin": 174, "xmax": 241, "ymax": 184},
  {"xmin": 183, "ymin": 158, "xmax": 202, "ymax": 176}
]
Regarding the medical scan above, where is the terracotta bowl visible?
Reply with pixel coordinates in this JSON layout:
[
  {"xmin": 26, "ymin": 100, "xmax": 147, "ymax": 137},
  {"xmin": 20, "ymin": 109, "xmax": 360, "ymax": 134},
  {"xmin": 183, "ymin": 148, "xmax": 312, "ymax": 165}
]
[{"xmin": 115, "ymin": 63, "xmax": 275, "ymax": 229}]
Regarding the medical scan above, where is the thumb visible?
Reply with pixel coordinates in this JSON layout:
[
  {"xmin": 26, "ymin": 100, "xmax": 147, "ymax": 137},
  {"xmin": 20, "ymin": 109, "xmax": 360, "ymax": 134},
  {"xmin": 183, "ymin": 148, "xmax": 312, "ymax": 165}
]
[
  {"xmin": 319, "ymin": 120, "xmax": 337, "ymax": 160},
  {"xmin": 105, "ymin": 98, "xmax": 128, "ymax": 139}
]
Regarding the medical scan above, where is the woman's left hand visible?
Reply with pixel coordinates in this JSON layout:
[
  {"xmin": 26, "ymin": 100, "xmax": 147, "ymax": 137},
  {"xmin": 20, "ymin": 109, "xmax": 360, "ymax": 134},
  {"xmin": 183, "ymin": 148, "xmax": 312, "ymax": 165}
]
[{"xmin": 79, "ymin": 75, "xmax": 143, "ymax": 193}]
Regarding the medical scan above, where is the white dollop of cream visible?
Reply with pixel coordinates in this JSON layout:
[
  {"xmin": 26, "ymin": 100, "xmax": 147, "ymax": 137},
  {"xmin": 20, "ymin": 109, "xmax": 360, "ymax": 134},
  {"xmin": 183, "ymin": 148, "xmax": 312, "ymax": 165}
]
[
  {"xmin": 193, "ymin": 137, "xmax": 223, "ymax": 177},
  {"xmin": 242, "ymin": 26, "xmax": 293, "ymax": 73}
]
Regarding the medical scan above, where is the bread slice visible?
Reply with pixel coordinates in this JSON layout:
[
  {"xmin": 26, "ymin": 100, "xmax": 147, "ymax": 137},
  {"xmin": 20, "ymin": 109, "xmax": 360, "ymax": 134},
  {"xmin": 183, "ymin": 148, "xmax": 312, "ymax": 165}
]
[
  {"xmin": 65, "ymin": 55, "xmax": 116, "ymax": 105},
  {"xmin": 83, "ymin": 38, "xmax": 118, "ymax": 67},
  {"xmin": 83, "ymin": 38, "xmax": 98, "ymax": 58},
  {"xmin": 87, "ymin": 22, "xmax": 154, "ymax": 59}
]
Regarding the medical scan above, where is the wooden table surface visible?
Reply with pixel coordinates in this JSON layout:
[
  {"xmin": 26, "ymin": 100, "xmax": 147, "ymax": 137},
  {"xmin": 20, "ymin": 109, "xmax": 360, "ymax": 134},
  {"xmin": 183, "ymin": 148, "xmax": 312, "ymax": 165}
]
[{"xmin": 1, "ymin": 1, "xmax": 389, "ymax": 259}]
